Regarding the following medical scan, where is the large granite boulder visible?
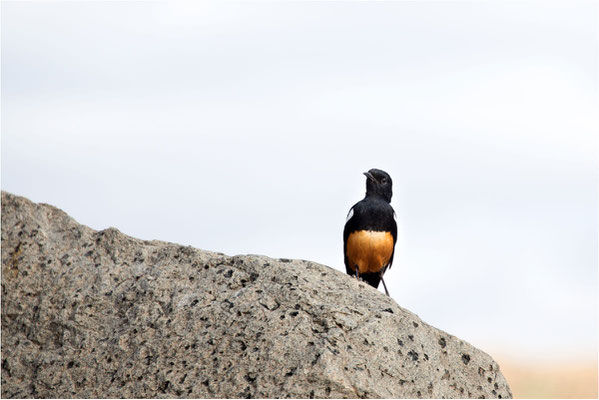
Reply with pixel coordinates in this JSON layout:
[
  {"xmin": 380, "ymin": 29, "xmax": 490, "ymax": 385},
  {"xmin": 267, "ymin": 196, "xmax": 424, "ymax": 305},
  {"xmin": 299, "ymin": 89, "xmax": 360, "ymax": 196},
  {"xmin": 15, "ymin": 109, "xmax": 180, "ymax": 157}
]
[{"xmin": 1, "ymin": 191, "xmax": 511, "ymax": 398}]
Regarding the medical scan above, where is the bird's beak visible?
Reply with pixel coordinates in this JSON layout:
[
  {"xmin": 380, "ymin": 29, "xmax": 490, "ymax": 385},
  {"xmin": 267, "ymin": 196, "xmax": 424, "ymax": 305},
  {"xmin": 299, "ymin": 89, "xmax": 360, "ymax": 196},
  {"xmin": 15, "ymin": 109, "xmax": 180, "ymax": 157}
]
[{"xmin": 363, "ymin": 171, "xmax": 376, "ymax": 183}]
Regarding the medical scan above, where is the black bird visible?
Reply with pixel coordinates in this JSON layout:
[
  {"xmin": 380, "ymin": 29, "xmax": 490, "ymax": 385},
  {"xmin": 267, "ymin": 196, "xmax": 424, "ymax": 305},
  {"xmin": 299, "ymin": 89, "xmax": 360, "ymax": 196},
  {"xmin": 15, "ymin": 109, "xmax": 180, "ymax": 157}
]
[{"xmin": 343, "ymin": 169, "xmax": 397, "ymax": 296}]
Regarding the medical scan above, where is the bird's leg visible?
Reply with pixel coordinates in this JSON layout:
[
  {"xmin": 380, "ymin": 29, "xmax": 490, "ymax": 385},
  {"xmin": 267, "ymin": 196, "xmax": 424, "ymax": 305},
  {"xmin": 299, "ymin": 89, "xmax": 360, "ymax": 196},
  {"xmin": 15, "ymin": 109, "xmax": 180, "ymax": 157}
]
[
  {"xmin": 380, "ymin": 275, "xmax": 390, "ymax": 297},
  {"xmin": 354, "ymin": 266, "xmax": 360, "ymax": 280}
]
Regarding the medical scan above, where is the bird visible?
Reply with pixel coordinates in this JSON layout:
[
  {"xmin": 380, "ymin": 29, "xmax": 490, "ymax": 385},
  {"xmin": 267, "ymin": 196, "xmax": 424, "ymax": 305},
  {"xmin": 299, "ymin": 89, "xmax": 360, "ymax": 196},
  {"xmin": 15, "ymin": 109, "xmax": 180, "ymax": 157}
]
[{"xmin": 343, "ymin": 168, "xmax": 397, "ymax": 296}]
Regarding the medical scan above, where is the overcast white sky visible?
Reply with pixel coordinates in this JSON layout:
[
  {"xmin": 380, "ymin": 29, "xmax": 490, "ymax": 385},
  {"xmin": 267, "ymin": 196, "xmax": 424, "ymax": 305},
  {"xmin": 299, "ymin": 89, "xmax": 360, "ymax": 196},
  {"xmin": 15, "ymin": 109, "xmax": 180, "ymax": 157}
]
[{"xmin": 2, "ymin": 1, "xmax": 597, "ymax": 364}]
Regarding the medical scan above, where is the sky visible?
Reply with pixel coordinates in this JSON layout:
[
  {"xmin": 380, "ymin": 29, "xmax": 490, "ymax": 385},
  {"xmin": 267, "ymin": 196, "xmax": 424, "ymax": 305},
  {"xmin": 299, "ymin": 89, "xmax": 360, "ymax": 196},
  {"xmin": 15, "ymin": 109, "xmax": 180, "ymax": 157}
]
[{"xmin": 2, "ymin": 1, "xmax": 597, "ymax": 365}]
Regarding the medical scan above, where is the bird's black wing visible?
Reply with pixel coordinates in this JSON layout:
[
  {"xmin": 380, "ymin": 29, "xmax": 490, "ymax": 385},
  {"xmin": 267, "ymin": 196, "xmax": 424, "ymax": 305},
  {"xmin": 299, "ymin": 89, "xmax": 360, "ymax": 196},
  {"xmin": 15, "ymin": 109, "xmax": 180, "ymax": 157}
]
[
  {"xmin": 343, "ymin": 202, "xmax": 360, "ymax": 276},
  {"xmin": 386, "ymin": 206, "xmax": 398, "ymax": 270}
]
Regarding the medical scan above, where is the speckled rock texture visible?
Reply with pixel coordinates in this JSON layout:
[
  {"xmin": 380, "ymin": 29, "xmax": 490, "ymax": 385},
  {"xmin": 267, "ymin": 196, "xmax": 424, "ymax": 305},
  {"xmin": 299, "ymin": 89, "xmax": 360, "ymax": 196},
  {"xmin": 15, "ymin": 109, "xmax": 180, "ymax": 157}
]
[{"xmin": 1, "ymin": 191, "xmax": 511, "ymax": 399}]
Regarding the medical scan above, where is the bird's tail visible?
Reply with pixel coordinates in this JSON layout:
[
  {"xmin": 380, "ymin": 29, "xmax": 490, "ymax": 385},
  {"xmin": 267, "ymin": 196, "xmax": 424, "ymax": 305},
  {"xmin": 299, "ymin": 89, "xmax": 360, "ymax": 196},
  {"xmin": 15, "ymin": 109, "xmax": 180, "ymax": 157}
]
[{"xmin": 359, "ymin": 272, "xmax": 381, "ymax": 289}]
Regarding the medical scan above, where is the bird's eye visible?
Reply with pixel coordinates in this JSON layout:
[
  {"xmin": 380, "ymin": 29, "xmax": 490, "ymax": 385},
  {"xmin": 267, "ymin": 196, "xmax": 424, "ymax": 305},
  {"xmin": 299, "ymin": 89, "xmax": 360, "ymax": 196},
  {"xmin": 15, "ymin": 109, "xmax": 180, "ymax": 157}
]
[{"xmin": 381, "ymin": 178, "xmax": 388, "ymax": 184}]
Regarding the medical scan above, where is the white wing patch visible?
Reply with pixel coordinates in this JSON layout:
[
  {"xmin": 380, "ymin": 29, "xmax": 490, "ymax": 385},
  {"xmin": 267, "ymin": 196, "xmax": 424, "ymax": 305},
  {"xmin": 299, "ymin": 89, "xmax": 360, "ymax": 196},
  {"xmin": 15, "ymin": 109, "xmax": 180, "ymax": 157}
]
[{"xmin": 345, "ymin": 207, "xmax": 354, "ymax": 223}]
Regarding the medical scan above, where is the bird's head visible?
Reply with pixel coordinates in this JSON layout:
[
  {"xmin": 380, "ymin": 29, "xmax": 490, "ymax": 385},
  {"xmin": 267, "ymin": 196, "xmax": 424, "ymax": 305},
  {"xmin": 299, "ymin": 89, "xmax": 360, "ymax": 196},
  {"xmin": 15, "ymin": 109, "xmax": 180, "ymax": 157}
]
[{"xmin": 364, "ymin": 168, "xmax": 393, "ymax": 202}]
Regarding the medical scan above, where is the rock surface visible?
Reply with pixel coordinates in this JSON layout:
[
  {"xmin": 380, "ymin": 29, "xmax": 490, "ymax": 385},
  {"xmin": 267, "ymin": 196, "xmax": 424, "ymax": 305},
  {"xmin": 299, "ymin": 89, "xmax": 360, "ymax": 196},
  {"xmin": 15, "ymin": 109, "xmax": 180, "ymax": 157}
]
[{"xmin": 1, "ymin": 191, "xmax": 512, "ymax": 398}]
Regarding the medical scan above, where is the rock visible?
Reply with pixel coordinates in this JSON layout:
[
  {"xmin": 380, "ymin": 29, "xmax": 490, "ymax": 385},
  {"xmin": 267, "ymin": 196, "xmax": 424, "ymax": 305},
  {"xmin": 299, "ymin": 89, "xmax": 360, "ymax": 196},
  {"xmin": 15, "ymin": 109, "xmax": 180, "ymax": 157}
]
[{"xmin": 1, "ymin": 191, "xmax": 512, "ymax": 398}]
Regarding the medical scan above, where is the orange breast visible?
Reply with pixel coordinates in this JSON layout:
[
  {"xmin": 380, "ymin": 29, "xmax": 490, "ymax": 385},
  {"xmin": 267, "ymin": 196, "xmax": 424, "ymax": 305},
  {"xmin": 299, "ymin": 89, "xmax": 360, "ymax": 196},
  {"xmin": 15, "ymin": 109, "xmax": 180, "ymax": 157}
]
[{"xmin": 346, "ymin": 230, "xmax": 394, "ymax": 274}]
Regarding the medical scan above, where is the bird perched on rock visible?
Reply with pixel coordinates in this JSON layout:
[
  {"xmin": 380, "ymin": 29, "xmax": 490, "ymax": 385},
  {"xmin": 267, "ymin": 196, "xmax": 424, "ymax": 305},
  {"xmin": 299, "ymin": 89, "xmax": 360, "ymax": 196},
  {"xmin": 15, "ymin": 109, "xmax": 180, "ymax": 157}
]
[{"xmin": 343, "ymin": 169, "xmax": 397, "ymax": 296}]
